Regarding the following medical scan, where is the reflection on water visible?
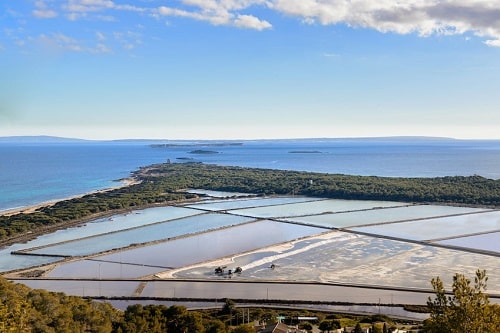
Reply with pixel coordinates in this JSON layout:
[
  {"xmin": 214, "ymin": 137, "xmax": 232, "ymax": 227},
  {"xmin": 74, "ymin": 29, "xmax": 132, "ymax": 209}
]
[
  {"xmin": 106, "ymin": 299, "xmax": 430, "ymax": 321},
  {"xmin": 5, "ymin": 193, "xmax": 500, "ymax": 308},
  {"xmin": 26, "ymin": 206, "xmax": 201, "ymax": 250},
  {"xmin": 172, "ymin": 231, "xmax": 500, "ymax": 293},
  {"xmin": 0, "ymin": 206, "xmax": 202, "ymax": 272},
  {"xmin": 289, "ymin": 205, "xmax": 487, "ymax": 228},
  {"xmin": 47, "ymin": 220, "xmax": 325, "ymax": 278},
  {"xmin": 15, "ymin": 277, "xmax": 499, "ymax": 320},
  {"xmin": 436, "ymin": 231, "xmax": 500, "ymax": 253},
  {"xmin": 185, "ymin": 196, "xmax": 319, "ymax": 211},
  {"xmin": 30, "ymin": 213, "xmax": 255, "ymax": 257},
  {"xmin": 352, "ymin": 210, "xmax": 500, "ymax": 241},
  {"xmin": 230, "ymin": 199, "xmax": 407, "ymax": 218},
  {"xmin": 187, "ymin": 189, "xmax": 256, "ymax": 198}
]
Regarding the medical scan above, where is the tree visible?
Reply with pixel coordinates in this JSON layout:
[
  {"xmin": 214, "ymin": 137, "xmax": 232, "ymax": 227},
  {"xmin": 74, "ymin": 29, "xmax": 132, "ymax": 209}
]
[
  {"xmin": 424, "ymin": 269, "xmax": 500, "ymax": 332},
  {"xmin": 165, "ymin": 305, "xmax": 205, "ymax": 333},
  {"xmin": 319, "ymin": 319, "xmax": 341, "ymax": 332},
  {"xmin": 299, "ymin": 322, "xmax": 313, "ymax": 331},
  {"xmin": 231, "ymin": 324, "xmax": 255, "ymax": 333},
  {"xmin": 205, "ymin": 319, "xmax": 228, "ymax": 333},
  {"xmin": 353, "ymin": 323, "xmax": 363, "ymax": 333},
  {"xmin": 221, "ymin": 299, "xmax": 236, "ymax": 315}
]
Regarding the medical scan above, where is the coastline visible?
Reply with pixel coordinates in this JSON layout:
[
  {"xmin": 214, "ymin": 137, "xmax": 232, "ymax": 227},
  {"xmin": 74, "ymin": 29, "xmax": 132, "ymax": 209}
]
[
  {"xmin": 0, "ymin": 178, "xmax": 142, "ymax": 249},
  {"xmin": 0, "ymin": 178, "xmax": 139, "ymax": 217}
]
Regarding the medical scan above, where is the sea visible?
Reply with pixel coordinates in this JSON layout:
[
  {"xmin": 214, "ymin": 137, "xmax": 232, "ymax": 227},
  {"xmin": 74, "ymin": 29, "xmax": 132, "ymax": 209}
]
[{"xmin": 1, "ymin": 137, "xmax": 500, "ymax": 212}]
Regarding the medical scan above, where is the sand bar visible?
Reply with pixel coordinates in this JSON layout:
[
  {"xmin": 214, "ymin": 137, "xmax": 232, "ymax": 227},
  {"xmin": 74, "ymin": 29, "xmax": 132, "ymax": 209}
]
[{"xmin": 0, "ymin": 178, "xmax": 139, "ymax": 217}]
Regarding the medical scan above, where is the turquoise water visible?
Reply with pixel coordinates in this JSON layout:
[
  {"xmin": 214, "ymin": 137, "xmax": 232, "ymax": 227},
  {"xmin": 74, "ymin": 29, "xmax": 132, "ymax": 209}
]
[{"xmin": 2, "ymin": 138, "xmax": 500, "ymax": 211}]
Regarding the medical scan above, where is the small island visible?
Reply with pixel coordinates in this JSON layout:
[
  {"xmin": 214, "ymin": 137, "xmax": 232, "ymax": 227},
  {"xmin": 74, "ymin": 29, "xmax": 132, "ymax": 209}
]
[
  {"xmin": 151, "ymin": 142, "xmax": 242, "ymax": 148},
  {"xmin": 188, "ymin": 150, "xmax": 219, "ymax": 154},
  {"xmin": 289, "ymin": 150, "xmax": 322, "ymax": 154}
]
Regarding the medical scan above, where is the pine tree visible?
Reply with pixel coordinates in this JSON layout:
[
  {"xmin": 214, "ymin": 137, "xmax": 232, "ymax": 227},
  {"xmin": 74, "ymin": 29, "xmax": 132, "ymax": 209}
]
[{"xmin": 425, "ymin": 270, "xmax": 500, "ymax": 332}]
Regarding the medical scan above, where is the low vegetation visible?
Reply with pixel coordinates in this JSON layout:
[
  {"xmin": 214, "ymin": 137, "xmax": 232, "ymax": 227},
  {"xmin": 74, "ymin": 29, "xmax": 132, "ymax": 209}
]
[{"xmin": 2, "ymin": 163, "xmax": 500, "ymax": 242}]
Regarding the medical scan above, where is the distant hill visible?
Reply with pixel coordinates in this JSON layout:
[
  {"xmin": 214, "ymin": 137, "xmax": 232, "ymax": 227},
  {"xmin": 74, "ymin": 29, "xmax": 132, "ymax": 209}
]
[
  {"xmin": 0, "ymin": 136, "xmax": 89, "ymax": 143},
  {"xmin": 0, "ymin": 135, "xmax": 473, "ymax": 144}
]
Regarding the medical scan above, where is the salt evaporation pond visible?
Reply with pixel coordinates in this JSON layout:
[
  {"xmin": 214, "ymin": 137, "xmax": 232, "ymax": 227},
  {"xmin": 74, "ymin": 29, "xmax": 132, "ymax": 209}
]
[
  {"xmin": 187, "ymin": 189, "xmax": 255, "ymax": 198},
  {"xmin": 26, "ymin": 206, "xmax": 201, "ymax": 249},
  {"xmin": 29, "ymin": 213, "xmax": 255, "ymax": 257},
  {"xmin": 7, "ymin": 192, "xmax": 500, "ymax": 314},
  {"xmin": 46, "ymin": 220, "xmax": 325, "ymax": 279},
  {"xmin": 435, "ymin": 231, "xmax": 500, "ymax": 253},
  {"xmin": 287, "ymin": 205, "xmax": 488, "ymax": 228},
  {"xmin": 185, "ymin": 196, "xmax": 318, "ymax": 211},
  {"xmin": 228, "ymin": 199, "xmax": 407, "ymax": 218},
  {"xmin": 171, "ymin": 231, "xmax": 500, "ymax": 293},
  {"xmin": 351, "ymin": 210, "xmax": 500, "ymax": 241},
  {"xmin": 0, "ymin": 206, "xmax": 203, "ymax": 272}
]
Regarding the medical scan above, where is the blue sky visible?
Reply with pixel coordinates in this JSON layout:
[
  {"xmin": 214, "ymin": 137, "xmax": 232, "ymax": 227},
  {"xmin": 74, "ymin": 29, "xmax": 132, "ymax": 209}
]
[{"xmin": 1, "ymin": 1, "xmax": 500, "ymax": 140}]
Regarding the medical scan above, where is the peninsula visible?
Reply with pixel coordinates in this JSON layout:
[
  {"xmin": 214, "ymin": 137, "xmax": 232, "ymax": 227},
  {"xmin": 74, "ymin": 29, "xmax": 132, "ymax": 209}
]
[{"xmin": 1, "ymin": 163, "xmax": 499, "ymax": 245}]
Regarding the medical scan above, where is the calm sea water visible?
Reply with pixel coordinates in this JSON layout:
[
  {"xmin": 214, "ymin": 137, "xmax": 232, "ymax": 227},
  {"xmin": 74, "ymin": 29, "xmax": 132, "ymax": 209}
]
[{"xmin": 1, "ymin": 138, "xmax": 500, "ymax": 211}]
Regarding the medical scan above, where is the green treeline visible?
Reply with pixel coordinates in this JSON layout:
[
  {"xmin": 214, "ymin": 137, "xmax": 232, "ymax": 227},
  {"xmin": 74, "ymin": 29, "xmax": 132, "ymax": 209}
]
[
  {"xmin": 2, "ymin": 163, "xmax": 500, "ymax": 242},
  {"xmin": 0, "ymin": 276, "xmax": 118, "ymax": 332},
  {"xmin": 142, "ymin": 164, "xmax": 500, "ymax": 206}
]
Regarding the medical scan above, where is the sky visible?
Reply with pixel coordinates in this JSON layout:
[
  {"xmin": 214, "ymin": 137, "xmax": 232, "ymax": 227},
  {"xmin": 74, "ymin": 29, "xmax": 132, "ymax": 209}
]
[{"xmin": 1, "ymin": 1, "xmax": 500, "ymax": 140}]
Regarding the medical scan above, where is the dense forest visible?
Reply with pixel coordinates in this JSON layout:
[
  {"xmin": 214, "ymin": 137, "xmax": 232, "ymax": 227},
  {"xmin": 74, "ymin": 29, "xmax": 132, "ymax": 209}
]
[{"xmin": 1, "ymin": 163, "xmax": 500, "ymax": 243}]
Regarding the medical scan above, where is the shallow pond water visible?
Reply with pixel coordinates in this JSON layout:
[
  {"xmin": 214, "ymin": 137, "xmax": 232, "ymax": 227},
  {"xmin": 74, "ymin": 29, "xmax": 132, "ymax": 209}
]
[
  {"xmin": 47, "ymin": 220, "xmax": 325, "ymax": 278},
  {"xmin": 185, "ymin": 196, "xmax": 318, "ymax": 211},
  {"xmin": 435, "ymin": 231, "xmax": 500, "ymax": 253},
  {"xmin": 287, "ymin": 205, "xmax": 487, "ymax": 228},
  {"xmin": 172, "ymin": 231, "xmax": 500, "ymax": 293},
  {"xmin": 229, "ymin": 199, "xmax": 407, "ymax": 218},
  {"xmin": 6, "ymin": 195, "xmax": 500, "ymax": 308},
  {"xmin": 29, "ymin": 213, "xmax": 255, "ymax": 257},
  {"xmin": 351, "ymin": 210, "xmax": 500, "ymax": 241}
]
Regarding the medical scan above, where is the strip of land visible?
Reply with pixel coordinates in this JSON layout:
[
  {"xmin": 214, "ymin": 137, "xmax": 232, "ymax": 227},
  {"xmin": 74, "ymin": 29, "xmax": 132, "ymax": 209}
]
[{"xmin": 2, "ymin": 163, "xmax": 500, "ymax": 248}]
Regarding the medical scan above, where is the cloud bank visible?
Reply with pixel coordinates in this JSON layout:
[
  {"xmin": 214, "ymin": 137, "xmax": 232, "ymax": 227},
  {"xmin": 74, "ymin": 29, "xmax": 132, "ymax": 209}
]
[{"xmin": 12, "ymin": 0, "xmax": 500, "ymax": 48}]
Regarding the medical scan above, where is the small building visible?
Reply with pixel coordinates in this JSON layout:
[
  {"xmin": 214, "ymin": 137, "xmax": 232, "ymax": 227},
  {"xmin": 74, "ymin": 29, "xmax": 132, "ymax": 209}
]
[{"xmin": 258, "ymin": 322, "xmax": 306, "ymax": 333}]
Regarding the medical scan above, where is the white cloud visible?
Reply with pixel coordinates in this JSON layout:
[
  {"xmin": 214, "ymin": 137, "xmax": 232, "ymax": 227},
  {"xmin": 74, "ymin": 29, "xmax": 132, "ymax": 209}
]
[
  {"xmin": 39, "ymin": 32, "xmax": 83, "ymax": 52},
  {"xmin": 20, "ymin": 0, "xmax": 500, "ymax": 47},
  {"xmin": 484, "ymin": 39, "xmax": 500, "ymax": 47},
  {"xmin": 112, "ymin": 30, "xmax": 143, "ymax": 51},
  {"xmin": 157, "ymin": 3, "xmax": 272, "ymax": 30},
  {"xmin": 64, "ymin": 0, "xmax": 115, "ymax": 13},
  {"xmin": 96, "ymin": 31, "xmax": 106, "ymax": 41},
  {"xmin": 234, "ymin": 14, "xmax": 272, "ymax": 30},
  {"xmin": 269, "ymin": 0, "xmax": 500, "ymax": 46},
  {"xmin": 155, "ymin": 0, "xmax": 500, "ymax": 43},
  {"xmin": 33, "ymin": 9, "xmax": 58, "ymax": 18},
  {"xmin": 92, "ymin": 43, "xmax": 112, "ymax": 53},
  {"xmin": 33, "ymin": 0, "xmax": 58, "ymax": 18},
  {"xmin": 37, "ymin": 32, "xmax": 114, "ymax": 53}
]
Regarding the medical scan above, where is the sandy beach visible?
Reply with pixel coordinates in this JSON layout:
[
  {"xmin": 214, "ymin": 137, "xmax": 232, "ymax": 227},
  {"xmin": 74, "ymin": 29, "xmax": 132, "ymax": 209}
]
[{"xmin": 0, "ymin": 178, "xmax": 139, "ymax": 217}]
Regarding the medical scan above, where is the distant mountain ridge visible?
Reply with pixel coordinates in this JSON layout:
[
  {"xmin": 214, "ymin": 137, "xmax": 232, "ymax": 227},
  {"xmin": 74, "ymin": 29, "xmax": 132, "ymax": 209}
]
[
  {"xmin": 0, "ymin": 136, "xmax": 89, "ymax": 143},
  {"xmin": 2, "ymin": 135, "xmax": 498, "ymax": 145},
  {"xmin": 0, "ymin": 135, "xmax": 463, "ymax": 144}
]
